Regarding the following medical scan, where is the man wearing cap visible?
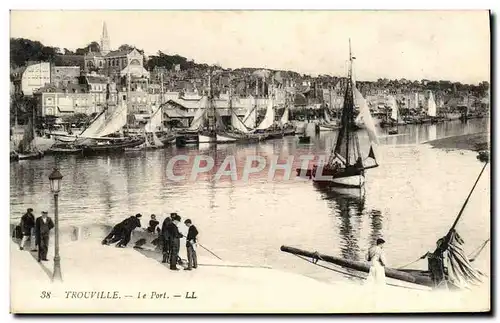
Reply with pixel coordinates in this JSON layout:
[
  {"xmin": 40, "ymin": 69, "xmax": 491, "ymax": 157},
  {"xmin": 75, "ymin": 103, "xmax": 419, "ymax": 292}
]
[
  {"xmin": 35, "ymin": 211, "xmax": 54, "ymax": 262},
  {"xmin": 365, "ymin": 238, "xmax": 387, "ymax": 286},
  {"xmin": 166, "ymin": 214, "xmax": 184, "ymax": 270},
  {"xmin": 117, "ymin": 213, "xmax": 142, "ymax": 248},
  {"xmin": 161, "ymin": 217, "xmax": 173, "ymax": 263},
  {"xmin": 19, "ymin": 208, "xmax": 35, "ymax": 250}
]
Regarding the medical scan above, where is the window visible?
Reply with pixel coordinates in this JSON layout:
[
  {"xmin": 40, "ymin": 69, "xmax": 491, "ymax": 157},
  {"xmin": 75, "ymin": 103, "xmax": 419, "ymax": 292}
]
[{"xmin": 99, "ymin": 61, "xmax": 103, "ymax": 67}]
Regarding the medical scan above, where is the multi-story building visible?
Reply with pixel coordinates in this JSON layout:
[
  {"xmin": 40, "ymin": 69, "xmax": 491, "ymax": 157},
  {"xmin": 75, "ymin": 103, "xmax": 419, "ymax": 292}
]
[
  {"xmin": 51, "ymin": 66, "xmax": 80, "ymax": 87},
  {"xmin": 21, "ymin": 62, "xmax": 51, "ymax": 96},
  {"xmin": 34, "ymin": 84, "xmax": 97, "ymax": 117}
]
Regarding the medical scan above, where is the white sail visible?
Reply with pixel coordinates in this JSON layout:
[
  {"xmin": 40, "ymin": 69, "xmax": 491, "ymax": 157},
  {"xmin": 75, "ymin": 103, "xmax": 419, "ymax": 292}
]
[
  {"xmin": 80, "ymin": 103, "xmax": 127, "ymax": 138},
  {"xmin": 145, "ymin": 106, "xmax": 163, "ymax": 133},
  {"xmin": 257, "ymin": 97, "xmax": 275, "ymax": 130},
  {"xmin": 427, "ymin": 92, "xmax": 437, "ymax": 117},
  {"xmin": 79, "ymin": 110, "xmax": 107, "ymax": 138},
  {"xmin": 152, "ymin": 132, "xmax": 163, "ymax": 147},
  {"xmin": 231, "ymin": 111, "xmax": 251, "ymax": 133},
  {"xmin": 94, "ymin": 102, "xmax": 128, "ymax": 137},
  {"xmin": 280, "ymin": 106, "xmax": 289, "ymax": 125},
  {"xmin": 353, "ymin": 86, "xmax": 379, "ymax": 144},
  {"xmin": 324, "ymin": 108, "xmax": 331, "ymax": 123},
  {"xmin": 188, "ymin": 96, "xmax": 208, "ymax": 130},
  {"xmin": 389, "ymin": 95, "xmax": 398, "ymax": 121},
  {"xmin": 242, "ymin": 96, "xmax": 257, "ymax": 129}
]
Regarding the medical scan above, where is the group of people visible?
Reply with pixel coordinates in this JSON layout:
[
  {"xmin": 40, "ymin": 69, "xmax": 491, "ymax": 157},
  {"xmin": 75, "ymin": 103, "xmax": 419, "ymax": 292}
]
[
  {"xmin": 101, "ymin": 213, "xmax": 143, "ymax": 248},
  {"xmin": 102, "ymin": 212, "xmax": 199, "ymax": 271},
  {"xmin": 17, "ymin": 208, "xmax": 55, "ymax": 263}
]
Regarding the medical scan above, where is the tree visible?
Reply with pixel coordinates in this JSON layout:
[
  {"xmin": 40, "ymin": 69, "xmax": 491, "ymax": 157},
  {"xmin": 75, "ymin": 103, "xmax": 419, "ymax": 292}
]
[
  {"xmin": 118, "ymin": 44, "xmax": 135, "ymax": 51},
  {"xmin": 10, "ymin": 38, "xmax": 58, "ymax": 67},
  {"xmin": 75, "ymin": 41, "xmax": 100, "ymax": 55}
]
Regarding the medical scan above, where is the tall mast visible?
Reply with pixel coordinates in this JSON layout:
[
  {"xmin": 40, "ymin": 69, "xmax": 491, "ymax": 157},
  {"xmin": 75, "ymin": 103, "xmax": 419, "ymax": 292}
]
[
  {"xmin": 345, "ymin": 38, "xmax": 353, "ymax": 165},
  {"xmin": 32, "ymin": 103, "xmax": 36, "ymax": 149},
  {"xmin": 126, "ymin": 71, "xmax": 131, "ymax": 134},
  {"xmin": 160, "ymin": 72, "xmax": 164, "ymax": 105}
]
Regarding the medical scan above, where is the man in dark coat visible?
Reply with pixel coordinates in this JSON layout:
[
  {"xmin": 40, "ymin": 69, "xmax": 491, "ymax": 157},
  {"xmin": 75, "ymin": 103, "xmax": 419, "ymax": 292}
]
[
  {"xmin": 167, "ymin": 214, "xmax": 183, "ymax": 270},
  {"xmin": 161, "ymin": 217, "xmax": 172, "ymax": 263},
  {"xmin": 102, "ymin": 214, "xmax": 141, "ymax": 246},
  {"xmin": 117, "ymin": 214, "xmax": 142, "ymax": 248},
  {"xmin": 20, "ymin": 208, "xmax": 35, "ymax": 250},
  {"xmin": 184, "ymin": 219, "xmax": 199, "ymax": 270},
  {"xmin": 35, "ymin": 211, "xmax": 54, "ymax": 262}
]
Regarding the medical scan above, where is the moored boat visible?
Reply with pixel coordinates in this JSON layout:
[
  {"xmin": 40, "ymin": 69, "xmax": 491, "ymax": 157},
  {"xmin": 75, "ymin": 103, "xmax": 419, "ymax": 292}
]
[
  {"xmin": 47, "ymin": 143, "xmax": 83, "ymax": 155},
  {"xmin": 296, "ymin": 40, "xmax": 379, "ymax": 188},
  {"xmin": 81, "ymin": 137, "xmax": 145, "ymax": 155}
]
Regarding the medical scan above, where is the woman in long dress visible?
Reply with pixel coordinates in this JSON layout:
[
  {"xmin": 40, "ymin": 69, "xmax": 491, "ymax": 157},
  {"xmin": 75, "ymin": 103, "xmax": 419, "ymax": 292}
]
[{"xmin": 365, "ymin": 238, "xmax": 387, "ymax": 286}]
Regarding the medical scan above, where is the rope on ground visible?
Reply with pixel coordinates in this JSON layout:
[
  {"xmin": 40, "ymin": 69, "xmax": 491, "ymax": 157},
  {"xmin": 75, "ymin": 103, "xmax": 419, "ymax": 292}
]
[{"xmin": 293, "ymin": 253, "xmax": 429, "ymax": 291}]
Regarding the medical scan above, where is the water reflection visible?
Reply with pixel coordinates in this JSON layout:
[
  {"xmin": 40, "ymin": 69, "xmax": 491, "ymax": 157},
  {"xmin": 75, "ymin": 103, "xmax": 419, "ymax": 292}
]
[{"xmin": 314, "ymin": 183, "xmax": 367, "ymax": 261}]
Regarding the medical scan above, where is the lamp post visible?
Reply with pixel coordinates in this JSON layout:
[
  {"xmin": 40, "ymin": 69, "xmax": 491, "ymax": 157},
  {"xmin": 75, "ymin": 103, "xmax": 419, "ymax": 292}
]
[{"xmin": 49, "ymin": 168, "xmax": 63, "ymax": 282}]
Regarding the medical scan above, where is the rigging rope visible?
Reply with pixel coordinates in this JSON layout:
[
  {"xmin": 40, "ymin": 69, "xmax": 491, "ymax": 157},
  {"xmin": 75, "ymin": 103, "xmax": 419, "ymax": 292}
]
[
  {"xmin": 468, "ymin": 239, "xmax": 490, "ymax": 262},
  {"xmin": 396, "ymin": 238, "xmax": 490, "ymax": 269}
]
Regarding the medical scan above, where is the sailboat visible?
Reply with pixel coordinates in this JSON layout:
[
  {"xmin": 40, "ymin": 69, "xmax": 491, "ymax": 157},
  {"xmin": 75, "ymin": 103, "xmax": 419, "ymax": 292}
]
[
  {"xmin": 424, "ymin": 91, "xmax": 438, "ymax": 124},
  {"xmin": 279, "ymin": 92, "xmax": 296, "ymax": 136},
  {"xmin": 296, "ymin": 40, "xmax": 379, "ymax": 188},
  {"xmin": 387, "ymin": 95, "xmax": 401, "ymax": 135},
  {"xmin": 215, "ymin": 85, "xmax": 260, "ymax": 143},
  {"xmin": 319, "ymin": 108, "xmax": 340, "ymax": 131},
  {"xmin": 70, "ymin": 78, "xmax": 144, "ymax": 155},
  {"xmin": 283, "ymin": 162, "xmax": 489, "ymax": 290},
  {"xmin": 17, "ymin": 105, "xmax": 43, "ymax": 160},
  {"xmin": 145, "ymin": 73, "xmax": 175, "ymax": 148},
  {"xmin": 253, "ymin": 88, "xmax": 283, "ymax": 140}
]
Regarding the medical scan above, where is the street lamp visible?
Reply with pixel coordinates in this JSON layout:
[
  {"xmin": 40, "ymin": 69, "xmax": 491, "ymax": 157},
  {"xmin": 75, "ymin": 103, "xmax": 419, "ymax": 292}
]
[{"xmin": 49, "ymin": 168, "xmax": 63, "ymax": 282}]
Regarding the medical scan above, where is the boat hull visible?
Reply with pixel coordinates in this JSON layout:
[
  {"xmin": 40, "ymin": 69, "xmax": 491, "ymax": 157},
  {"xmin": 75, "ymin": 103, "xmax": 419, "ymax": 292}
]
[
  {"xmin": 216, "ymin": 133, "xmax": 239, "ymax": 143},
  {"xmin": 81, "ymin": 138, "xmax": 145, "ymax": 155},
  {"xmin": 280, "ymin": 246, "xmax": 434, "ymax": 288},
  {"xmin": 18, "ymin": 152, "xmax": 43, "ymax": 160},
  {"xmin": 298, "ymin": 136, "xmax": 311, "ymax": 144},
  {"xmin": 297, "ymin": 165, "xmax": 366, "ymax": 188},
  {"xmin": 198, "ymin": 134, "xmax": 217, "ymax": 144}
]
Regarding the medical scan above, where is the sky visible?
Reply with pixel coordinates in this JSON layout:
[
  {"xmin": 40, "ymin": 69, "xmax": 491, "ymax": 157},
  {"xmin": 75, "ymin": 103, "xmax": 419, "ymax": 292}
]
[{"xmin": 9, "ymin": 10, "xmax": 490, "ymax": 84}]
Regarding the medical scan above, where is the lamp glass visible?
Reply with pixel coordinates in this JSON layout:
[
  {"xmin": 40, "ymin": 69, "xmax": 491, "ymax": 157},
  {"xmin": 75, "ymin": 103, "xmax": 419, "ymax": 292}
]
[{"xmin": 48, "ymin": 169, "xmax": 63, "ymax": 193}]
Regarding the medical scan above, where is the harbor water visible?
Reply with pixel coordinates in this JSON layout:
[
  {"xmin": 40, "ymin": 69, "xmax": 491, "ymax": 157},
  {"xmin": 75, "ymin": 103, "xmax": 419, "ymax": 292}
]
[{"xmin": 10, "ymin": 119, "xmax": 490, "ymax": 284}]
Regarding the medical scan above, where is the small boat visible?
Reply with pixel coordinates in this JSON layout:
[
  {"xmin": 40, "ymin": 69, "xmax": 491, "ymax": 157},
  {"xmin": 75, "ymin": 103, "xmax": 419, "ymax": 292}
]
[
  {"xmin": 318, "ymin": 124, "xmax": 338, "ymax": 131},
  {"xmin": 47, "ymin": 144, "xmax": 83, "ymax": 155},
  {"xmin": 18, "ymin": 151, "xmax": 43, "ymax": 160},
  {"xmin": 81, "ymin": 137, "xmax": 145, "ymax": 155},
  {"xmin": 157, "ymin": 132, "xmax": 176, "ymax": 146},
  {"xmin": 388, "ymin": 127, "xmax": 398, "ymax": 135},
  {"xmin": 298, "ymin": 135, "xmax": 311, "ymax": 144},
  {"xmin": 17, "ymin": 107, "xmax": 43, "ymax": 161},
  {"xmin": 175, "ymin": 134, "xmax": 199, "ymax": 147}
]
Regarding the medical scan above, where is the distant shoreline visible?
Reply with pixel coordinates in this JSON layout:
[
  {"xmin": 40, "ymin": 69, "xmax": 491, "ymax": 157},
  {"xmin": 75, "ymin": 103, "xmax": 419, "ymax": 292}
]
[{"xmin": 426, "ymin": 132, "xmax": 489, "ymax": 152}]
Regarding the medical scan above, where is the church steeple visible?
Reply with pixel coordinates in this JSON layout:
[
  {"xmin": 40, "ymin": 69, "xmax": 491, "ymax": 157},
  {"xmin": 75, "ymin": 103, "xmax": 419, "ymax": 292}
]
[{"xmin": 100, "ymin": 21, "xmax": 110, "ymax": 55}]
